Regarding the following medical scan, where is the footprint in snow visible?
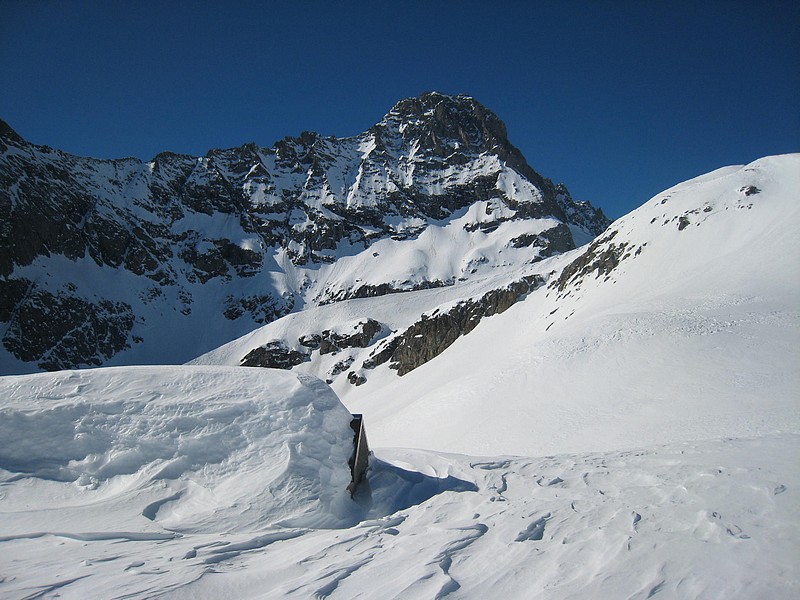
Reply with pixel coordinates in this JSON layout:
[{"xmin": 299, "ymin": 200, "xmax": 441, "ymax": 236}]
[{"xmin": 708, "ymin": 511, "xmax": 751, "ymax": 540}]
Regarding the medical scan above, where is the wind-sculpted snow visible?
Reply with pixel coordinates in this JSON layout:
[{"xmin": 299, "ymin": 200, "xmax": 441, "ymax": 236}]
[
  {"xmin": 0, "ymin": 366, "xmax": 486, "ymax": 599},
  {"xmin": 1, "ymin": 435, "xmax": 797, "ymax": 598},
  {"xmin": 0, "ymin": 366, "xmax": 361, "ymax": 532}
]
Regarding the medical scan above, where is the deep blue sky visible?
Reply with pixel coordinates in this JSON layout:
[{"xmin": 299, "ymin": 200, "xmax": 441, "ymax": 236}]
[{"xmin": 2, "ymin": 1, "xmax": 798, "ymax": 218}]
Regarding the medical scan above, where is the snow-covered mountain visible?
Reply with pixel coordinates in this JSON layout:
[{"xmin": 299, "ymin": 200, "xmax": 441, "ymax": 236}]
[
  {"xmin": 1, "ymin": 96, "xmax": 798, "ymax": 598},
  {"xmin": 0, "ymin": 93, "xmax": 607, "ymax": 374}
]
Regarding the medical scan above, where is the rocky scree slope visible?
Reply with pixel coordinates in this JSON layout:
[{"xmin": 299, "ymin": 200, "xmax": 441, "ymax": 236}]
[{"xmin": 0, "ymin": 93, "xmax": 608, "ymax": 373}]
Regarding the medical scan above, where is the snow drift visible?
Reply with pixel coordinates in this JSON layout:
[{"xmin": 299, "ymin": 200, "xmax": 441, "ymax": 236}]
[
  {"xmin": 0, "ymin": 366, "xmax": 358, "ymax": 532},
  {"xmin": 0, "ymin": 366, "xmax": 480, "ymax": 599}
]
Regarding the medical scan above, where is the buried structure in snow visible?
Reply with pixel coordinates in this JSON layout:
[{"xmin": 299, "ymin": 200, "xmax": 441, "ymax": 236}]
[
  {"xmin": 0, "ymin": 365, "xmax": 458, "ymax": 534},
  {"xmin": 348, "ymin": 413, "xmax": 371, "ymax": 495}
]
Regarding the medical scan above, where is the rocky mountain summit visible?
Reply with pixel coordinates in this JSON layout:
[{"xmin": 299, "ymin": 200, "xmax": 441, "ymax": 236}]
[{"xmin": 0, "ymin": 92, "xmax": 609, "ymax": 373}]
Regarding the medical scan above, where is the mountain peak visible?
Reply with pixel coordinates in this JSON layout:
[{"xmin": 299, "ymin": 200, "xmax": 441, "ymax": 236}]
[
  {"xmin": 374, "ymin": 93, "xmax": 562, "ymax": 215},
  {"xmin": 0, "ymin": 95, "xmax": 611, "ymax": 372},
  {"xmin": 379, "ymin": 92, "xmax": 508, "ymax": 150},
  {"xmin": 387, "ymin": 91, "xmax": 492, "ymax": 117}
]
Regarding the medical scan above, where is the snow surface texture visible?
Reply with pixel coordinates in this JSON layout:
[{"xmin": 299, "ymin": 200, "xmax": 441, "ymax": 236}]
[
  {"xmin": 1, "ymin": 394, "xmax": 797, "ymax": 599},
  {"xmin": 0, "ymin": 367, "xmax": 360, "ymax": 533},
  {"xmin": 2, "ymin": 156, "xmax": 799, "ymax": 598}
]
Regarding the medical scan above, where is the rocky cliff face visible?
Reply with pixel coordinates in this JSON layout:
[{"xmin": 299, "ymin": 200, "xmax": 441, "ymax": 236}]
[
  {"xmin": 0, "ymin": 92, "xmax": 609, "ymax": 373},
  {"xmin": 361, "ymin": 275, "xmax": 544, "ymax": 377}
]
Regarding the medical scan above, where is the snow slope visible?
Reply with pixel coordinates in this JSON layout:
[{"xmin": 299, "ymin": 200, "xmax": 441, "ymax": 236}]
[
  {"xmin": 196, "ymin": 154, "xmax": 800, "ymax": 457},
  {"xmin": 347, "ymin": 155, "xmax": 800, "ymax": 455}
]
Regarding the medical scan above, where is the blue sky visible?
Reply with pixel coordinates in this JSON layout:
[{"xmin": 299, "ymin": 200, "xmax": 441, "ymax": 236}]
[{"xmin": 2, "ymin": 1, "xmax": 797, "ymax": 218}]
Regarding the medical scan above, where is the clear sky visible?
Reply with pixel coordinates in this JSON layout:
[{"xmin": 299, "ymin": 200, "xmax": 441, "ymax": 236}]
[{"xmin": 2, "ymin": 1, "xmax": 798, "ymax": 218}]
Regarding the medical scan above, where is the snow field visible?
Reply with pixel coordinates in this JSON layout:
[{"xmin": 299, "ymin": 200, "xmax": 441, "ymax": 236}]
[
  {"xmin": 26, "ymin": 436, "xmax": 787, "ymax": 600},
  {"xmin": 343, "ymin": 155, "xmax": 800, "ymax": 455}
]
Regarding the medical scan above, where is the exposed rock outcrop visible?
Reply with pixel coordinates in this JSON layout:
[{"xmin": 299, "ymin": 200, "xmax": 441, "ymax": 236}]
[
  {"xmin": 1, "ymin": 281, "xmax": 134, "ymax": 371},
  {"xmin": 240, "ymin": 342, "xmax": 309, "ymax": 369},
  {"xmin": 361, "ymin": 275, "xmax": 544, "ymax": 377},
  {"xmin": 318, "ymin": 320, "xmax": 383, "ymax": 355},
  {"xmin": 554, "ymin": 230, "xmax": 632, "ymax": 292}
]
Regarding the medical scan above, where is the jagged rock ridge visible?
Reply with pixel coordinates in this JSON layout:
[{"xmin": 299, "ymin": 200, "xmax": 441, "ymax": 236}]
[{"xmin": 0, "ymin": 93, "xmax": 609, "ymax": 373}]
